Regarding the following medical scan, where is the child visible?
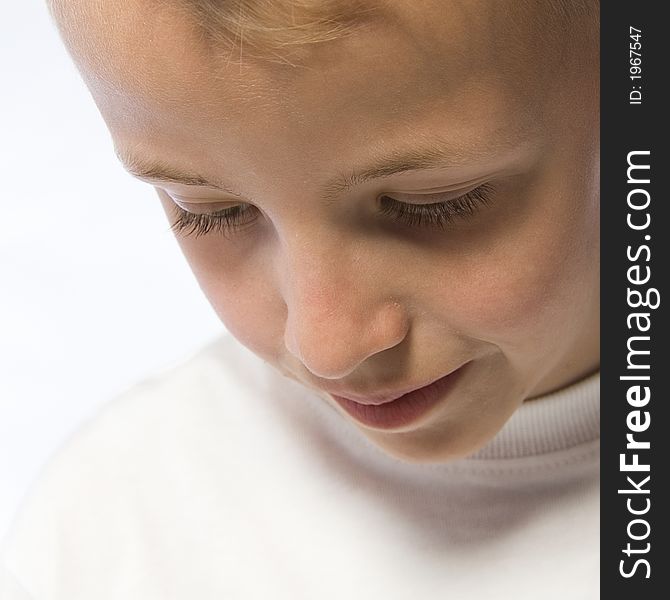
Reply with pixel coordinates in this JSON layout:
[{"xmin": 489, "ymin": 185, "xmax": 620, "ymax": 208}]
[{"xmin": 1, "ymin": 1, "xmax": 600, "ymax": 598}]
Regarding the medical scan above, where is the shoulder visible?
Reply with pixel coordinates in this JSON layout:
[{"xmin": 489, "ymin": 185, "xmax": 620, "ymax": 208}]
[
  {"xmin": 26, "ymin": 333, "xmax": 260, "ymax": 469},
  {"xmin": 55, "ymin": 332, "xmax": 268, "ymax": 458},
  {"xmin": 7, "ymin": 332, "xmax": 268, "ymax": 489},
  {"xmin": 0, "ymin": 560, "xmax": 34, "ymax": 600},
  {"xmin": 0, "ymin": 333, "xmax": 273, "ymax": 580}
]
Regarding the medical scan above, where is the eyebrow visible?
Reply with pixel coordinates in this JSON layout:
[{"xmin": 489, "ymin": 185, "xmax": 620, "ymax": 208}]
[
  {"xmin": 117, "ymin": 139, "xmax": 497, "ymax": 203},
  {"xmin": 118, "ymin": 151, "xmax": 245, "ymax": 198},
  {"xmin": 320, "ymin": 143, "xmax": 470, "ymax": 203}
]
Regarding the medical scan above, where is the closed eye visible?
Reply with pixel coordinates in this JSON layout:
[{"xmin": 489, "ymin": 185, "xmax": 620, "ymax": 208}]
[
  {"xmin": 169, "ymin": 202, "xmax": 259, "ymax": 238},
  {"xmin": 166, "ymin": 183, "xmax": 494, "ymax": 238},
  {"xmin": 377, "ymin": 183, "xmax": 494, "ymax": 229}
]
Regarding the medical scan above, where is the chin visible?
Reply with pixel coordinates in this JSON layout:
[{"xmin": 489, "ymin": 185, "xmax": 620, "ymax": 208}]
[{"xmin": 362, "ymin": 424, "xmax": 498, "ymax": 464}]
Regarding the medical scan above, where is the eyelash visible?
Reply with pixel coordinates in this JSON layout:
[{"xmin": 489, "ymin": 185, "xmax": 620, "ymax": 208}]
[
  {"xmin": 169, "ymin": 204, "xmax": 257, "ymax": 238},
  {"xmin": 378, "ymin": 183, "xmax": 494, "ymax": 230},
  {"xmin": 169, "ymin": 183, "xmax": 494, "ymax": 238}
]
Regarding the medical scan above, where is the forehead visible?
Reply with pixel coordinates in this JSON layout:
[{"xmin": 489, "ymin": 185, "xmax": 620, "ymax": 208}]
[
  {"xmin": 55, "ymin": 0, "xmax": 557, "ymax": 101},
  {"xmin": 53, "ymin": 0, "xmax": 574, "ymax": 185}
]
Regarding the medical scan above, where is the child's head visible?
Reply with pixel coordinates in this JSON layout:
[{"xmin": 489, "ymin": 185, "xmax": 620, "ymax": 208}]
[{"xmin": 48, "ymin": 0, "xmax": 599, "ymax": 462}]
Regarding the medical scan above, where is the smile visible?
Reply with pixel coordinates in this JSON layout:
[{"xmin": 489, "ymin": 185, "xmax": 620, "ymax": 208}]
[{"xmin": 328, "ymin": 364, "xmax": 469, "ymax": 430}]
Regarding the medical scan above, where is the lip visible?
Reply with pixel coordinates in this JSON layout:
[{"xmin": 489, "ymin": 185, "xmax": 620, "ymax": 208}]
[
  {"xmin": 329, "ymin": 384, "xmax": 429, "ymax": 406},
  {"xmin": 328, "ymin": 363, "xmax": 469, "ymax": 430}
]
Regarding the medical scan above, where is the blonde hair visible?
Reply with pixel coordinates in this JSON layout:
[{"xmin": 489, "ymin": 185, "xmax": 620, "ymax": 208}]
[
  {"xmin": 177, "ymin": 0, "xmax": 382, "ymax": 64},
  {"xmin": 47, "ymin": 0, "xmax": 596, "ymax": 66},
  {"xmin": 174, "ymin": 0, "xmax": 596, "ymax": 63},
  {"xmin": 46, "ymin": 0, "xmax": 382, "ymax": 66}
]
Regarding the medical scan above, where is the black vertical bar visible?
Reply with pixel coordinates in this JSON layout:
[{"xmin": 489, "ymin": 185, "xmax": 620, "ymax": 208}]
[{"xmin": 601, "ymin": 1, "xmax": 669, "ymax": 597}]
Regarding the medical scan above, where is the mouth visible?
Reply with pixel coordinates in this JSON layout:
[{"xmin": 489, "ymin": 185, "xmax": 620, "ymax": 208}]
[{"xmin": 327, "ymin": 363, "xmax": 469, "ymax": 430}]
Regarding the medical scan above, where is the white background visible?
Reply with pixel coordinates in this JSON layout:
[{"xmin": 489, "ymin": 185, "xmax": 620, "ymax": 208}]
[{"xmin": 0, "ymin": 2, "xmax": 223, "ymax": 541}]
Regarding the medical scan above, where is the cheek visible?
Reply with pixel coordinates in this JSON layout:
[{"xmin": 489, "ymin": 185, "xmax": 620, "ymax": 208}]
[
  {"xmin": 203, "ymin": 264, "xmax": 285, "ymax": 361},
  {"xmin": 177, "ymin": 238, "xmax": 285, "ymax": 361},
  {"xmin": 158, "ymin": 192, "xmax": 285, "ymax": 359},
  {"xmin": 458, "ymin": 252, "xmax": 573, "ymax": 345},
  {"xmin": 433, "ymin": 203, "xmax": 598, "ymax": 354}
]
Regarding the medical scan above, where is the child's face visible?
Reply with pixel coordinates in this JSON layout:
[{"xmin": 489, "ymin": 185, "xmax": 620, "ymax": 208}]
[{"xmin": 56, "ymin": 0, "xmax": 599, "ymax": 462}]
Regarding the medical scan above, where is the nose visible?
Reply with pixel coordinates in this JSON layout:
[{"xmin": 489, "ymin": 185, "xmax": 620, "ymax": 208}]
[{"xmin": 280, "ymin": 245, "xmax": 409, "ymax": 380}]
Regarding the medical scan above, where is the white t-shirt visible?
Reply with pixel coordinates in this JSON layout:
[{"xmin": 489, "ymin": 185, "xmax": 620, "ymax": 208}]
[{"xmin": 0, "ymin": 333, "xmax": 600, "ymax": 599}]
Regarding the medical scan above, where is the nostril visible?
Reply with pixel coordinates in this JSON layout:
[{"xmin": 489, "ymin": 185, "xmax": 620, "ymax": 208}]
[
  {"xmin": 283, "ymin": 324, "xmax": 301, "ymax": 362},
  {"xmin": 282, "ymin": 299, "xmax": 410, "ymax": 380}
]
